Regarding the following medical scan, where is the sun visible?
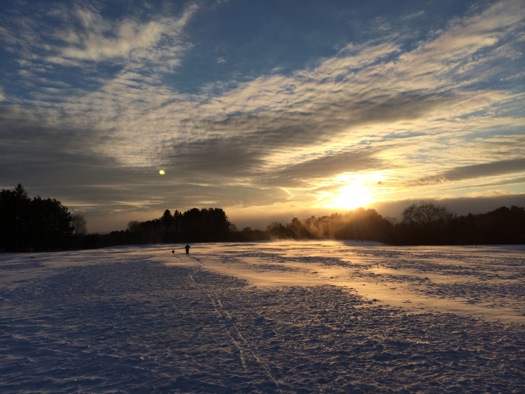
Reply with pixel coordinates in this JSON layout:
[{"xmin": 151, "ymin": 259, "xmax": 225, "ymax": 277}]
[
  {"xmin": 329, "ymin": 183, "xmax": 372, "ymax": 210},
  {"xmin": 320, "ymin": 173, "xmax": 381, "ymax": 210}
]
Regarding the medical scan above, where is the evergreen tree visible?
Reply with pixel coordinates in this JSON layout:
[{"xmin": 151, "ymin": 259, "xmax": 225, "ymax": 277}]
[{"xmin": 0, "ymin": 185, "xmax": 73, "ymax": 251}]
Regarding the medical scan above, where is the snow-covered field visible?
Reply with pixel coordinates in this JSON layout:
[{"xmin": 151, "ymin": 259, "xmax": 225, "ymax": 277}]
[{"xmin": 1, "ymin": 241, "xmax": 524, "ymax": 393}]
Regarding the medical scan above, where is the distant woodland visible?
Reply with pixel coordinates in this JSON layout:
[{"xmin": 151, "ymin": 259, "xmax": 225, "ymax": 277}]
[{"xmin": 1, "ymin": 184, "xmax": 524, "ymax": 252}]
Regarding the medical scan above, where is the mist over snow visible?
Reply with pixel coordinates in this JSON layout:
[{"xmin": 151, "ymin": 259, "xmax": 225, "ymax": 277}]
[{"xmin": 1, "ymin": 241, "xmax": 523, "ymax": 392}]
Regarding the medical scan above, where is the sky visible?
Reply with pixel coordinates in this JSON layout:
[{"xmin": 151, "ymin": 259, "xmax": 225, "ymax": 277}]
[{"xmin": 1, "ymin": 0, "xmax": 524, "ymax": 233}]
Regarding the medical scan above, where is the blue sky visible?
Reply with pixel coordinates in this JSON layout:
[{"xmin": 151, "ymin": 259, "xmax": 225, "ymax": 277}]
[{"xmin": 1, "ymin": 0, "xmax": 524, "ymax": 232}]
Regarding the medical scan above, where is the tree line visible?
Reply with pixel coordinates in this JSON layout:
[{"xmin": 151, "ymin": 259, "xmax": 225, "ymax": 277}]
[
  {"xmin": 0, "ymin": 184, "xmax": 236, "ymax": 251},
  {"xmin": 96, "ymin": 202, "xmax": 524, "ymax": 246},
  {"xmin": 258, "ymin": 204, "xmax": 525, "ymax": 245},
  {"xmin": 102, "ymin": 208, "xmax": 234, "ymax": 246},
  {"xmin": 1, "ymin": 185, "xmax": 524, "ymax": 251},
  {"xmin": 0, "ymin": 184, "xmax": 83, "ymax": 252}
]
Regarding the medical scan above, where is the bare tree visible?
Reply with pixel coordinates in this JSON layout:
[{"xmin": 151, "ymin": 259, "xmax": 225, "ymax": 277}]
[
  {"xmin": 397, "ymin": 203, "xmax": 455, "ymax": 244},
  {"xmin": 71, "ymin": 214, "xmax": 87, "ymax": 235},
  {"xmin": 401, "ymin": 203, "xmax": 454, "ymax": 227}
]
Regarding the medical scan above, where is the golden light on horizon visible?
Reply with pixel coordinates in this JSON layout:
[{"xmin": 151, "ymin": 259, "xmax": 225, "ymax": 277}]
[
  {"xmin": 319, "ymin": 172, "xmax": 383, "ymax": 210},
  {"xmin": 327, "ymin": 183, "xmax": 372, "ymax": 210}
]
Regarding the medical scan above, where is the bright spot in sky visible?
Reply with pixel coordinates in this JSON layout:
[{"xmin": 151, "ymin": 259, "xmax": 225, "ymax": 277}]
[
  {"xmin": 320, "ymin": 173, "xmax": 383, "ymax": 210},
  {"xmin": 329, "ymin": 183, "xmax": 372, "ymax": 210},
  {"xmin": 159, "ymin": 170, "xmax": 165, "ymax": 175}
]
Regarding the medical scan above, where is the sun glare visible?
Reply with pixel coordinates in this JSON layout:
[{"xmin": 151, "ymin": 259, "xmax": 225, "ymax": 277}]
[
  {"xmin": 320, "ymin": 173, "xmax": 382, "ymax": 210},
  {"xmin": 330, "ymin": 184, "xmax": 372, "ymax": 210}
]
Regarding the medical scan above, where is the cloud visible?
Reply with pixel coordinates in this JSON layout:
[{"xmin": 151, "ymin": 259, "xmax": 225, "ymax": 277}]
[
  {"xmin": 396, "ymin": 0, "xmax": 524, "ymax": 87},
  {"xmin": 52, "ymin": 3, "xmax": 198, "ymax": 69},
  {"xmin": 6, "ymin": 2, "xmax": 523, "ymax": 169},
  {"xmin": 169, "ymin": 136, "xmax": 267, "ymax": 179},
  {"xmin": 444, "ymin": 158, "xmax": 525, "ymax": 181},
  {"xmin": 409, "ymin": 158, "xmax": 525, "ymax": 187},
  {"xmin": 0, "ymin": 2, "xmax": 198, "ymax": 94},
  {"xmin": 59, "ymin": 20, "xmax": 166, "ymax": 61},
  {"xmin": 5, "ymin": 0, "xmax": 523, "ymax": 174},
  {"xmin": 1, "ymin": 0, "xmax": 524, "ymax": 232},
  {"xmin": 448, "ymin": 176, "xmax": 525, "ymax": 190},
  {"xmin": 262, "ymin": 148, "xmax": 385, "ymax": 187}
]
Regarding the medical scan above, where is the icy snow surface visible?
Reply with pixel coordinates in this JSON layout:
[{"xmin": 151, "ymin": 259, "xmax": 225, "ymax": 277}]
[{"xmin": 1, "ymin": 241, "xmax": 524, "ymax": 392}]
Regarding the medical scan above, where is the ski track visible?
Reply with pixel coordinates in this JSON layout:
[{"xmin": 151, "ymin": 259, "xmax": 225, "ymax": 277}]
[
  {"xmin": 187, "ymin": 257, "xmax": 280, "ymax": 388},
  {"xmin": 0, "ymin": 242, "xmax": 524, "ymax": 393}
]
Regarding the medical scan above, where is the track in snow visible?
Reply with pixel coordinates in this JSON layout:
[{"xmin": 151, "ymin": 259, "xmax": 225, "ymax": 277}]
[{"xmin": 186, "ymin": 256, "xmax": 280, "ymax": 389}]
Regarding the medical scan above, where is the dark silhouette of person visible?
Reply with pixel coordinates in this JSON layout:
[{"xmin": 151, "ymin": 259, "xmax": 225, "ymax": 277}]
[
  {"xmin": 185, "ymin": 244, "xmax": 190, "ymax": 254},
  {"xmin": 171, "ymin": 250, "xmax": 175, "ymax": 255}
]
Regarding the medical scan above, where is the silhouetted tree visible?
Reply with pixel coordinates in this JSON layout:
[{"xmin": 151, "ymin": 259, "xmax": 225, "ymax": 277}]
[
  {"xmin": 483, "ymin": 206, "xmax": 525, "ymax": 243},
  {"xmin": 0, "ymin": 184, "xmax": 73, "ymax": 251},
  {"xmin": 60, "ymin": 201, "xmax": 525, "ymax": 249},
  {"xmin": 332, "ymin": 208, "xmax": 394, "ymax": 242},
  {"xmin": 0, "ymin": 184, "xmax": 31, "ymax": 251},
  {"xmin": 126, "ymin": 221, "xmax": 143, "ymax": 244},
  {"xmin": 28, "ymin": 196, "xmax": 73, "ymax": 250},
  {"xmin": 266, "ymin": 222, "xmax": 295, "ymax": 239},
  {"xmin": 71, "ymin": 214, "xmax": 87, "ymax": 236},
  {"xmin": 287, "ymin": 217, "xmax": 314, "ymax": 239},
  {"xmin": 161, "ymin": 209, "xmax": 174, "ymax": 242},
  {"xmin": 398, "ymin": 203, "xmax": 455, "ymax": 244},
  {"xmin": 161, "ymin": 209, "xmax": 172, "ymax": 227},
  {"xmin": 449, "ymin": 206, "xmax": 525, "ymax": 244},
  {"xmin": 401, "ymin": 203, "xmax": 454, "ymax": 226},
  {"xmin": 263, "ymin": 209, "xmax": 393, "ymax": 242},
  {"xmin": 172, "ymin": 210, "xmax": 183, "ymax": 241},
  {"xmin": 181, "ymin": 208, "xmax": 231, "ymax": 242}
]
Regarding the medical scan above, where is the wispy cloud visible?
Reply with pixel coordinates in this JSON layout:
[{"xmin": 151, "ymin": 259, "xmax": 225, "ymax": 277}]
[{"xmin": 50, "ymin": 3, "xmax": 197, "ymax": 69}]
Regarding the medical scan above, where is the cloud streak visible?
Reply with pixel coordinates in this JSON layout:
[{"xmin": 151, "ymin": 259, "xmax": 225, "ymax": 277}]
[{"xmin": 412, "ymin": 159, "xmax": 525, "ymax": 186}]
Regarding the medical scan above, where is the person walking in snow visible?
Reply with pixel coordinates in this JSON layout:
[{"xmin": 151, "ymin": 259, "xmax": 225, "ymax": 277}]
[{"xmin": 185, "ymin": 244, "xmax": 191, "ymax": 254}]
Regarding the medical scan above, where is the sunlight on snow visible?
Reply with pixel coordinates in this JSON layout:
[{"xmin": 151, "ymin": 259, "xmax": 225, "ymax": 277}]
[
  {"xmin": 160, "ymin": 241, "xmax": 525, "ymax": 323},
  {"xmin": 1, "ymin": 241, "xmax": 524, "ymax": 392},
  {"xmin": 1, "ymin": 241, "xmax": 523, "ymax": 323}
]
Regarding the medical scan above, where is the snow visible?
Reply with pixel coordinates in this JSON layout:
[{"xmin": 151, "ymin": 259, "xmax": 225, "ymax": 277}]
[{"xmin": 1, "ymin": 241, "xmax": 524, "ymax": 392}]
